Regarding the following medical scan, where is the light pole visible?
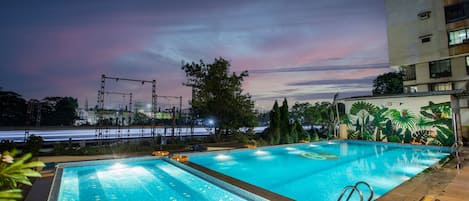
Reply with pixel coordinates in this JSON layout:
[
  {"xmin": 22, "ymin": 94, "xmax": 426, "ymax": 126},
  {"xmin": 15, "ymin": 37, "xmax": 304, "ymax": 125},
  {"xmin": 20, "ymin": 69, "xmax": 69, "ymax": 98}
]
[{"xmin": 207, "ymin": 118, "xmax": 215, "ymax": 135}]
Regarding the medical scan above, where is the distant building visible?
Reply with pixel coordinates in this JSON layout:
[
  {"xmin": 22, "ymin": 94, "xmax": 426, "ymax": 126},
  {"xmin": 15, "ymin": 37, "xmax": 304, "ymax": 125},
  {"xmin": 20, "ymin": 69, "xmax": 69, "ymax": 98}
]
[{"xmin": 74, "ymin": 108, "xmax": 133, "ymax": 126}]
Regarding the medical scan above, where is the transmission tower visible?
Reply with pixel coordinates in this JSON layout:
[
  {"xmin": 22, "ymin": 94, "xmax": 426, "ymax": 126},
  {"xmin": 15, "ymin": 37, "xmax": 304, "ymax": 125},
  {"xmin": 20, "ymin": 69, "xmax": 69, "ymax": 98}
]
[{"xmin": 96, "ymin": 74, "xmax": 157, "ymax": 141}]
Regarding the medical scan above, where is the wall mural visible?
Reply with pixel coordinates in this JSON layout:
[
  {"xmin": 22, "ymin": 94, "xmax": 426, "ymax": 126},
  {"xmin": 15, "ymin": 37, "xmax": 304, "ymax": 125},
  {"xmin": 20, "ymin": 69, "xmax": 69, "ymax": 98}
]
[{"xmin": 346, "ymin": 101, "xmax": 454, "ymax": 146}]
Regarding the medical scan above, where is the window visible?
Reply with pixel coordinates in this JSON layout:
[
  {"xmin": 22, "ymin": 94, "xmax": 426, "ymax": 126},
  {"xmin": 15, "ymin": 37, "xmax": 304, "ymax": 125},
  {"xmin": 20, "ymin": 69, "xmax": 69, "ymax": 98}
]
[
  {"xmin": 448, "ymin": 29, "xmax": 469, "ymax": 45},
  {"xmin": 418, "ymin": 11, "xmax": 431, "ymax": 20},
  {"xmin": 430, "ymin": 82, "xmax": 453, "ymax": 91},
  {"xmin": 429, "ymin": 59, "xmax": 451, "ymax": 78},
  {"xmin": 401, "ymin": 65, "xmax": 416, "ymax": 81},
  {"xmin": 404, "ymin": 86, "xmax": 417, "ymax": 93},
  {"xmin": 421, "ymin": 37, "xmax": 431, "ymax": 43},
  {"xmin": 466, "ymin": 56, "xmax": 469, "ymax": 75},
  {"xmin": 445, "ymin": 2, "xmax": 469, "ymax": 23},
  {"xmin": 420, "ymin": 34, "xmax": 432, "ymax": 43}
]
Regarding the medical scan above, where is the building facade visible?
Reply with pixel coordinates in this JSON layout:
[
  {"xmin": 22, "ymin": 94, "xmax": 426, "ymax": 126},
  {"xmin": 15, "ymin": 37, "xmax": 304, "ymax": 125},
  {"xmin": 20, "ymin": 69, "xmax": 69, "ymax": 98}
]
[
  {"xmin": 382, "ymin": 0, "xmax": 469, "ymax": 143},
  {"xmin": 386, "ymin": 0, "xmax": 469, "ymax": 93}
]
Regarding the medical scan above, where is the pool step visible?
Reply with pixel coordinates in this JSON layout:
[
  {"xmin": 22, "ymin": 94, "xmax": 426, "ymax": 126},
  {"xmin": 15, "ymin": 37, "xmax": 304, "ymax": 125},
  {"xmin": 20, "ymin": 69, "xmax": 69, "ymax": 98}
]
[{"xmin": 337, "ymin": 181, "xmax": 374, "ymax": 201}]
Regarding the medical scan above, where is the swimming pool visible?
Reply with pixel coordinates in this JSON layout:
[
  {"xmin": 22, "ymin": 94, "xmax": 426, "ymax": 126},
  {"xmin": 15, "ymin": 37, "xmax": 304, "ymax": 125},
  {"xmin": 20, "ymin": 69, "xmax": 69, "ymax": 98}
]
[
  {"xmin": 188, "ymin": 140, "xmax": 451, "ymax": 201},
  {"xmin": 47, "ymin": 157, "xmax": 266, "ymax": 201}
]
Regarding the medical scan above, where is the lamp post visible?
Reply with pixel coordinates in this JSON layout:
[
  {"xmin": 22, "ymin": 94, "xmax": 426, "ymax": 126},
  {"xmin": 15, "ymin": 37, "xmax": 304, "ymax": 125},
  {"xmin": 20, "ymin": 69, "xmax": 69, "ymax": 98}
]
[{"xmin": 208, "ymin": 119, "xmax": 214, "ymax": 134}]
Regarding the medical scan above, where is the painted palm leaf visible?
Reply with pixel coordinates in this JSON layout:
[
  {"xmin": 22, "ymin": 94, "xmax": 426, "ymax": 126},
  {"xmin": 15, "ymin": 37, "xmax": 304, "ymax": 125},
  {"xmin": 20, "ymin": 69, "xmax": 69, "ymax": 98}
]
[
  {"xmin": 350, "ymin": 101, "xmax": 377, "ymax": 115},
  {"xmin": 434, "ymin": 125, "xmax": 455, "ymax": 146},
  {"xmin": 415, "ymin": 116, "xmax": 431, "ymax": 129},
  {"xmin": 388, "ymin": 109, "xmax": 416, "ymax": 130},
  {"xmin": 420, "ymin": 101, "xmax": 452, "ymax": 128}
]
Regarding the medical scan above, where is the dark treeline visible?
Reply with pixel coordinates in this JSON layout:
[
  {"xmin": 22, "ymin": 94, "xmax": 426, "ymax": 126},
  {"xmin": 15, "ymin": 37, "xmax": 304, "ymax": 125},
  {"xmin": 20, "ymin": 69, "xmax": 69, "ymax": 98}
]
[{"xmin": 0, "ymin": 88, "xmax": 78, "ymax": 127}]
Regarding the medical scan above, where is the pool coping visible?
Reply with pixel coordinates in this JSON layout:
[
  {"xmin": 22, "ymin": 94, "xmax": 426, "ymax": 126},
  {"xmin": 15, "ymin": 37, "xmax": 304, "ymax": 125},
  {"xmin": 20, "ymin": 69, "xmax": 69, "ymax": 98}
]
[
  {"xmin": 46, "ymin": 156, "xmax": 268, "ymax": 201},
  {"xmin": 184, "ymin": 139, "xmax": 452, "ymax": 157},
  {"xmin": 47, "ymin": 156, "xmax": 164, "ymax": 201},
  {"xmin": 180, "ymin": 161, "xmax": 294, "ymax": 201}
]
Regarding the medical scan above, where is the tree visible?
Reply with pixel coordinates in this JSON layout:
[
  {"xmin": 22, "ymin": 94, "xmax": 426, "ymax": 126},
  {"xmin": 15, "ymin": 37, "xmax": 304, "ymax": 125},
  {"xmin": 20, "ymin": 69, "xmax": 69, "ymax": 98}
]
[
  {"xmin": 182, "ymin": 58, "xmax": 256, "ymax": 139},
  {"xmin": 306, "ymin": 102, "xmax": 336, "ymax": 137},
  {"xmin": 372, "ymin": 72, "xmax": 403, "ymax": 95},
  {"xmin": 293, "ymin": 119, "xmax": 307, "ymax": 142},
  {"xmin": 290, "ymin": 102, "xmax": 311, "ymax": 124},
  {"xmin": 279, "ymin": 98, "xmax": 290, "ymax": 144},
  {"xmin": 23, "ymin": 135, "xmax": 43, "ymax": 156},
  {"xmin": 0, "ymin": 90, "xmax": 27, "ymax": 126},
  {"xmin": 132, "ymin": 112, "xmax": 150, "ymax": 125},
  {"xmin": 264, "ymin": 101, "xmax": 281, "ymax": 144},
  {"xmin": 40, "ymin": 97, "xmax": 78, "ymax": 126}
]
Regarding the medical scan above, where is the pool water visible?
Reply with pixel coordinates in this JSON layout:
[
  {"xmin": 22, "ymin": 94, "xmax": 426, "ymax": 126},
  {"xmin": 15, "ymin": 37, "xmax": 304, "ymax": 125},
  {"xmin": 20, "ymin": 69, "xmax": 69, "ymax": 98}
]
[
  {"xmin": 51, "ymin": 158, "xmax": 261, "ymax": 201},
  {"xmin": 188, "ymin": 140, "xmax": 451, "ymax": 201}
]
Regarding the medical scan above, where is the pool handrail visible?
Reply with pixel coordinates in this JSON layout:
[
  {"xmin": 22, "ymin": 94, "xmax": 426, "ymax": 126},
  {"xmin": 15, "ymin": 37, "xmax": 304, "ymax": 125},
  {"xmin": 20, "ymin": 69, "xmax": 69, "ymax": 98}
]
[{"xmin": 337, "ymin": 181, "xmax": 374, "ymax": 201}]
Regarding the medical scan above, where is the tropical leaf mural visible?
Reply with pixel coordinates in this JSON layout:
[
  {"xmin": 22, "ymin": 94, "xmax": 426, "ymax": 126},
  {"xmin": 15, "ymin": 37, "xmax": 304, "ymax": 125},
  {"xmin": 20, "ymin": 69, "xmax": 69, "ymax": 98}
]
[
  {"xmin": 350, "ymin": 101, "xmax": 377, "ymax": 115},
  {"xmin": 346, "ymin": 100, "xmax": 454, "ymax": 146},
  {"xmin": 388, "ymin": 109, "xmax": 416, "ymax": 130}
]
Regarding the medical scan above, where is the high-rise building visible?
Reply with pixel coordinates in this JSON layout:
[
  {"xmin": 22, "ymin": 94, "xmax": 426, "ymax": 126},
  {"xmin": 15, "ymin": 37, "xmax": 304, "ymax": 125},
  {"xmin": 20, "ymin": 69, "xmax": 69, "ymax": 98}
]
[
  {"xmin": 384, "ymin": 0, "xmax": 468, "ymax": 143},
  {"xmin": 386, "ymin": 0, "xmax": 469, "ymax": 93}
]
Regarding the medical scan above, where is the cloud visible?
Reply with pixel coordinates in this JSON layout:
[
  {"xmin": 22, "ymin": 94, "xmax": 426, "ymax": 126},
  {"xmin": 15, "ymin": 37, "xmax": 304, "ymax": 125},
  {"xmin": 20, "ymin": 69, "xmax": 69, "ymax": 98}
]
[
  {"xmin": 252, "ymin": 90, "xmax": 372, "ymax": 102},
  {"xmin": 287, "ymin": 76, "xmax": 376, "ymax": 86},
  {"xmin": 0, "ymin": 0, "xmax": 388, "ymax": 109},
  {"xmin": 250, "ymin": 63, "xmax": 389, "ymax": 74}
]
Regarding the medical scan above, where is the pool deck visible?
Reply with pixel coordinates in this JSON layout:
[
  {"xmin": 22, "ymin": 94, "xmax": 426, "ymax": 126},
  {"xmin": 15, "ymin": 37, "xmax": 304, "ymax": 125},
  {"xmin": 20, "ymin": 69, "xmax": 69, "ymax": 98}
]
[
  {"xmin": 378, "ymin": 147, "xmax": 469, "ymax": 201},
  {"xmin": 26, "ymin": 146, "xmax": 469, "ymax": 201}
]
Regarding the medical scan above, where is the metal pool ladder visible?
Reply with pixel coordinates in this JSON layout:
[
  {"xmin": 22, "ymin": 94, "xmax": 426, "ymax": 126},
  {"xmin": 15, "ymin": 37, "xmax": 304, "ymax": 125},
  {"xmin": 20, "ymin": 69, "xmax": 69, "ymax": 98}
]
[{"xmin": 337, "ymin": 181, "xmax": 374, "ymax": 201}]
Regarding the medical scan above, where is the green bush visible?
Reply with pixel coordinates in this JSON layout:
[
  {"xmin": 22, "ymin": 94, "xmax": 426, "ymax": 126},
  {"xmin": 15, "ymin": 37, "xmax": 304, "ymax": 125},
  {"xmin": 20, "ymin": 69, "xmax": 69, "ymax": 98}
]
[
  {"xmin": 301, "ymin": 132, "xmax": 311, "ymax": 142},
  {"xmin": 23, "ymin": 135, "xmax": 43, "ymax": 156},
  {"xmin": 311, "ymin": 133, "xmax": 319, "ymax": 141},
  {"xmin": 234, "ymin": 132, "xmax": 249, "ymax": 144}
]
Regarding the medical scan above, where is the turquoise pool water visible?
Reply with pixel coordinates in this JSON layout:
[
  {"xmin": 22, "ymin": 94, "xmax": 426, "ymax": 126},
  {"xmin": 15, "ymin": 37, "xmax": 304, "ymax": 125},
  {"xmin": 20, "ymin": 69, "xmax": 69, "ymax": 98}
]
[
  {"xmin": 49, "ymin": 157, "xmax": 265, "ymax": 201},
  {"xmin": 188, "ymin": 140, "xmax": 451, "ymax": 201}
]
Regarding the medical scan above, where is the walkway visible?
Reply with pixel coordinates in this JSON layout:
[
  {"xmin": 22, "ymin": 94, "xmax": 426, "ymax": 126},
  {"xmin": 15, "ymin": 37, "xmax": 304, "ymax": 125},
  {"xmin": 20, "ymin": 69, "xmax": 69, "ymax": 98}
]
[{"xmin": 378, "ymin": 147, "xmax": 469, "ymax": 201}]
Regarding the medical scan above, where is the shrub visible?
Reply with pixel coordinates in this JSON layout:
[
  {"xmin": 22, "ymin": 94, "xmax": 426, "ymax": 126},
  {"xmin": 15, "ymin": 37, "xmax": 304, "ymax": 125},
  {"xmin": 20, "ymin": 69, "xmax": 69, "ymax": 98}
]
[
  {"xmin": 0, "ymin": 150, "xmax": 45, "ymax": 200},
  {"xmin": 23, "ymin": 135, "xmax": 43, "ymax": 156},
  {"xmin": 234, "ymin": 132, "xmax": 249, "ymax": 144},
  {"xmin": 311, "ymin": 133, "xmax": 319, "ymax": 141}
]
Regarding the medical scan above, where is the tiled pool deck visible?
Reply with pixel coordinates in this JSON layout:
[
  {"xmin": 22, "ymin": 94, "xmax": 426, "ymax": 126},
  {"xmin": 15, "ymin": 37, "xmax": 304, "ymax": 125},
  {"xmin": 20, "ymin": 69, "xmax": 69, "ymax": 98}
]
[
  {"xmin": 378, "ymin": 147, "xmax": 469, "ymax": 201},
  {"xmin": 26, "ymin": 146, "xmax": 469, "ymax": 201}
]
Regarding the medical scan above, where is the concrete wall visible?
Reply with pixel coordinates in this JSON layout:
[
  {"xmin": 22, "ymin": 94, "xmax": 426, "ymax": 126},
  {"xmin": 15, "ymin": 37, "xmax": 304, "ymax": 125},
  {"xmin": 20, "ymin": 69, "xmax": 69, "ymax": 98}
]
[
  {"xmin": 342, "ymin": 94, "xmax": 455, "ymax": 146},
  {"xmin": 343, "ymin": 94, "xmax": 451, "ymax": 116},
  {"xmin": 386, "ymin": 0, "xmax": 448, "ymax": 67},
  {"xmin": 462, "ymin": 108, "xmax": 469, "ymax": 126}
]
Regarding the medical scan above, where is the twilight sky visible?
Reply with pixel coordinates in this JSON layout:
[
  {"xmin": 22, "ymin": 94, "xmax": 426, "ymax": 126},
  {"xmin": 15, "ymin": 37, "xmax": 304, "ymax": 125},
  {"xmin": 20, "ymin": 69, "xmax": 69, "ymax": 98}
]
[{"xmin": 0, "ymin": 0, "xmax": 390, "ymax": 110}]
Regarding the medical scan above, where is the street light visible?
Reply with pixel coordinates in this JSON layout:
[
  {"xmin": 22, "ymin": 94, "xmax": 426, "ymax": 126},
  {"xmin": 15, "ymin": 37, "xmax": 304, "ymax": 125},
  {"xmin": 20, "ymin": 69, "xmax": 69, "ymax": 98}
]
[{"xmin": 207, "ymin": 118, "xmax": 215, "ymax": 134}]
